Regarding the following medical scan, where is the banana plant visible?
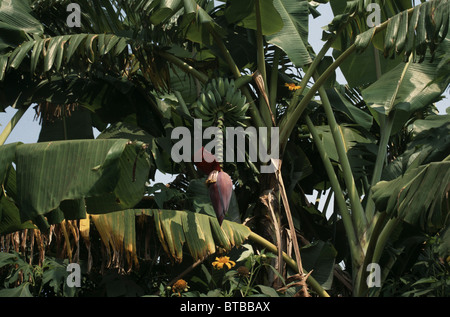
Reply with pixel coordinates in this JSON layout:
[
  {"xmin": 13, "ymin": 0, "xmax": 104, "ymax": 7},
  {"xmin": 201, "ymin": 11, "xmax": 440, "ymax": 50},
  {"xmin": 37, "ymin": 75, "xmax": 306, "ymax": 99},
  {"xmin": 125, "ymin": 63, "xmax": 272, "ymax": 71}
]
[
  {"xmin": 0, "ymin": 0, "xmax": 449, "ymax": 298},
  {"xmin": 0, "ymin": 0, "xmax": 327, "ymax": 294}
]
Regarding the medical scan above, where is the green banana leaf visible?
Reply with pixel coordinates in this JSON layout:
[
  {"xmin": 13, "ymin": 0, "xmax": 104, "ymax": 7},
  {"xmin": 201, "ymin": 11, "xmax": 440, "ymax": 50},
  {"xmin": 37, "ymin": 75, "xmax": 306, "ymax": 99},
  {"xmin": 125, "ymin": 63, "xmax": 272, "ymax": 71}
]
[
  {"xmin": 301, "ymin": 240, "xmax": 337, "ymax": 290},
  {"xmin": 90, "ymin": 209, "xmax": 252, "ymax": 265},
  {"xmin": 96, "ymin": 121, "xmax": 156, "ymax": 144},
  {"xmin": 0, "ymin": 194, "xmax": 36, "ymax": 234},
  {"xmin": 351, "ymin": 0, "xmax": 448, "ymax": 61},
  {"xmin": 0, "ymin": 139, "xmax": 151, "ymax": 228},
  {"xmin": 0, "ymin": 250, "xmax": 34, "ymax": 296},
  {"xmin": 0, "ymin": 0, "xmax": 44, "ymax": 51},
  {"xmin": 328, "ymin": 0, "xmax": 412, "ymax": 52},
  {"xmin": 0, "ymin": 142, "xmax": 18, "ymax": 183},
  {"xmin": 314, "ymin": 124, "xmax": 377, "ymax": 180},
  {"xmin": 155, "ymin": 0, "xmax": 224, "ymax": 46},
  {"xmin": 333, "ymin": 43, "xmax": 403, "ymax": 88},
  {"xmin": 265, "ymin": 0, "xmax": 312, "ymax": 67},
  {"xmin": 187, "ymin": 178, "xmax": 216, "ymax": 218},
  {"xmin": 97, "ymin": 120, "xmax": 182, "ymax": 177},
  {"xmin": 326, "ymin": 86, "xmax": 373, "ymax": 131},
  {"xmin": 361, "ymin": 36, "xmax": 450, "ymax": 134},
  {"xmin": 149, "ymin": 0, "xmax": 184, "ymax": 25},
  {"xmin": 166, "ymin": 64, "xmax": 199, "ymax": 105},
  {"xmin": 224, "ymin": 0, "xmax": 284, "ymax": 36},
  {"xmin": 382, "ymin": 114, "xmax": 450, "ymax": 181},
  {"xmin": 0, "ymin": 143, "xmax": 36, "ymax": 233},
  {"xmin": 2, "ymin": 33, "xmax": 129, "ymax": 76},
  {"xmin": 329, "ymin": 1, "xmax": 448, "ymax": 88},
  {"xmin": 372, "ymin": 161, "xmax": 450, "ymax": 233}
]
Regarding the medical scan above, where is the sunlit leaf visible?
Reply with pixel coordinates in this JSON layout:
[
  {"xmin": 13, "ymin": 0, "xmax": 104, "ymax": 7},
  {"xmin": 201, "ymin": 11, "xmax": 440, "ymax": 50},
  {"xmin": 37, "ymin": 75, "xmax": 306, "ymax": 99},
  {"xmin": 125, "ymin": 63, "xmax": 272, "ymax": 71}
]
[
  {"xmin": 265, "ymin": 0, "xmax": 312, "ymax": 67},
  {"xmin": 0, "ymin": 139, "xmax": 152, "ymax": 225},
  {"xmin": 90, "ymin": 209, "xmax": 252, "ymax": 265}
]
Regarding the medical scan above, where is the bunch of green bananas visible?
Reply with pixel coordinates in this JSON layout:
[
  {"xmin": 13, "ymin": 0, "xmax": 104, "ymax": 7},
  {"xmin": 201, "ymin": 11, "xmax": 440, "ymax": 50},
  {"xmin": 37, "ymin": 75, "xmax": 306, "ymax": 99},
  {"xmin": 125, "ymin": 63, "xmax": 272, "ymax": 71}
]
[{"xmin": 193, "ymin": 77, "xmax": 250, "ymax": 127}]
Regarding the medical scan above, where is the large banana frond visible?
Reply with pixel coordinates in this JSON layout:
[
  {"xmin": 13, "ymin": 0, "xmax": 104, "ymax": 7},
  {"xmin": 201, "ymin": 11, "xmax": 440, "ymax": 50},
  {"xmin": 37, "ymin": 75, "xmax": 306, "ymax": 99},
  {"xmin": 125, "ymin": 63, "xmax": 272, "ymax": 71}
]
[
  {"xmin": 74, "ymin": 209, "xmax": 251, "ymax": 268},
  {"xmin": 382, "ymin": 114, "xmax": 450, "ymax": 181},
  {"xmin": 0, "ymin": 0, "xmax": 219, "ymax": 93},
  {"xmin": 141, "ymin": 209, "xmax": 250, "ymax": 262},
  {"xmin": 361, "ymin": 35, "xmax": 450, "ymax": 132},
  {"xmin": 372, "ymin": 160, "xmax": 450, "ymax": 233},
  {"xmin": 327, "ymin": 0, "xmax": 413, "ymax": 50},
  {"xmin": 265, "ymin": 0, "xmax": 312, "ymax": 67},
  {"xmin": 329, "ymin": 0, "xmax": 449, "ymax": 62},
  {"xmin": 3, "ymin": 33, "xmax": 129, "ymax": 76},
  {"xmin": 0, "ymin": 139, "xmax": 151, "ymax": 230},
  {"xmin": 109, "ymin": 0, "xmax": 226, "ymax": 48},
  {"xmin": 0, "ymin": 0, "xmax": 44, "ymax": 47},
  {"xmin": 359, "ymin": 0, "xmax": 448, "ymax": 61},
  {"xmin": 0, "ymin": 208, "xmax": 252, "ymax": 271}
]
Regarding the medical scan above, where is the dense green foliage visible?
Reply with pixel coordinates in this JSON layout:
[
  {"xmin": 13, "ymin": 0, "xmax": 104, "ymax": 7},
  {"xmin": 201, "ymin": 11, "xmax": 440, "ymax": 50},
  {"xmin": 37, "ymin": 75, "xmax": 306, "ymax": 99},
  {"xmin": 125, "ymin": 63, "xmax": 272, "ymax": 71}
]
[{"xmin": 0, "ymin": 0, "xmax": 449, "ymax": 297}]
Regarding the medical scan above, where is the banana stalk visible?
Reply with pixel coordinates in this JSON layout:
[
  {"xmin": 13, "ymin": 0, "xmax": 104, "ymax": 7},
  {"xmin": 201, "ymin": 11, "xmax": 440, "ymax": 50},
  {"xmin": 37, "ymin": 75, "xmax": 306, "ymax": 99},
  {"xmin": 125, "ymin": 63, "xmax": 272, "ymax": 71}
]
[{"xmin": 216, "ymin": 111, "xmax": 225, "ymax": 166}]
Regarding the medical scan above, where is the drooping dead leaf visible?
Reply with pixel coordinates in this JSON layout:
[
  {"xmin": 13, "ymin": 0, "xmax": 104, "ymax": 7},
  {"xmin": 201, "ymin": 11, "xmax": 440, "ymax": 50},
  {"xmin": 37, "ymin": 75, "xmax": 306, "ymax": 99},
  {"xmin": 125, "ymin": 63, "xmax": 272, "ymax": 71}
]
[{"xmin": 277, "ymin": 272, "xmax": 312, "ymax": 297}]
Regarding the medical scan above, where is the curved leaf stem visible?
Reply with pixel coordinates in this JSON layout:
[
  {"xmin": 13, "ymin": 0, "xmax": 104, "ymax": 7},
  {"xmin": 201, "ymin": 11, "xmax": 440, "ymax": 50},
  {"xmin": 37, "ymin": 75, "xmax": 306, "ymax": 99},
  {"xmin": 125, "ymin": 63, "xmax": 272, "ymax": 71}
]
[
  {"xmin": 315, "ymin": 74, "xmax": 368, "ymax": 235},
  {"xmin": 305, "ymin": 115, "xmax": 361, "ymax": 264},
  {"xmin": 365, "ymin": 55, "xmax": 413, "ymax": 222},
  {"xmin": 280, "ymin": 5, "xmax": 416, "ymax": 154},
  {"xmin": 275, "ymin": 160, "xmax": 304, "ymax": 276},
  {"xmin": 157, "ymin": 51, "xmax": 209, "ymax": 84},
  {"xmin": 356, "ymin": 217, "xmax": 400, "ymax": 296},
  {"xmin": 279, "ymin": 43, "xmax": 356, "ymax": 153}
]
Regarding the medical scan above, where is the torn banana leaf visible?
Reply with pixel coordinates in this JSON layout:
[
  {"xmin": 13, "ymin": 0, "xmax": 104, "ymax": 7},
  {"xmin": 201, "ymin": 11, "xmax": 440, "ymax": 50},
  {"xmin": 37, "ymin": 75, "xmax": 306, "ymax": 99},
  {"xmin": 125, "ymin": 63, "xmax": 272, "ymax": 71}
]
[{"xmin": 89, "ymin": 209, "xmax": 252, "ymax": 266}]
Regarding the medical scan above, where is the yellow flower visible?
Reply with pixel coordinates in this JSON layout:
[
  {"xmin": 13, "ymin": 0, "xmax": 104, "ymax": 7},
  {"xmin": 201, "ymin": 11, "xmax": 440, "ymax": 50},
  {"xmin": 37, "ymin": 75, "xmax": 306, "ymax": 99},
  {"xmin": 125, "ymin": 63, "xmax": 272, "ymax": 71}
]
[
  {"xmin": 172, "ymin": 279, "xmax": 189, "ymax": 296},
  {"xmin": 212, "ymin": 256, "xmax": 236, "ymax": 270},
  {"xmin": 285, "ymin": 83, "xmax": 301, "ymax": 91}
]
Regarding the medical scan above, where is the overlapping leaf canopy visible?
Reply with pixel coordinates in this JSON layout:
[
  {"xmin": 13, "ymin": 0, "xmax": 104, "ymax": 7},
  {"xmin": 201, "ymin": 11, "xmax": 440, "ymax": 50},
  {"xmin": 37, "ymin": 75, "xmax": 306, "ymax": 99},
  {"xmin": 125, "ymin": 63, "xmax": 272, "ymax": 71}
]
[
  {"xmin": 0, "ymin": 139, "xmax": 151, "ymax": 226},
  {"xmin": 0, "ymin": 136, "xmax": 251, "ymax": 263},
  {"xmin": 373, "ymin": 161, "xmax": 450, "ymax": 232},
  {"xmin": 0, "ymin": 0, "xmax": 449, "ymax": 297},
  {"xmin": 89, "ymin": 209, "xmax": 251, "ymax": 265}
]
